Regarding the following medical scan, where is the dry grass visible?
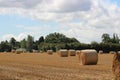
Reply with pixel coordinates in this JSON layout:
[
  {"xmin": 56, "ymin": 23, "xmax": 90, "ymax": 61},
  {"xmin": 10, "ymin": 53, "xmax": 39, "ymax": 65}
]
[{"xmin": 0, "ymin": 52, "xmax": 114, "ymax": 80}]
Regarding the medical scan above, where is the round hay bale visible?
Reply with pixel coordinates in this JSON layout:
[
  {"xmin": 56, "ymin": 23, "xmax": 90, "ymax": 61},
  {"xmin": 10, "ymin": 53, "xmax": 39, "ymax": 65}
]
[
  {"xmin": 69, "ymin": 50, "xmax": 76, "ymax": 56},
  {"xmin": 112, "ymin": 52, "xmax": 120, "ymax": 79},
  {"xmin": 11, "ymin": 50, "xmax": 16, "ymax": 53},
  {"xmin": 40, "ymin": 50, "xmax": 43, "ymax": 53},
  {"xmin": 33, "ymin": 50, "xmax": 39, "ymax": 53},
  {"xmin": 47, "ymin": 50, "xmax": 53, "ymax": 55},
  {"xmin": 76, "ymin": 50, "xmax": 81, "ymax": 62},
  {"xmin": 98, "ymin": 50, "xmax": 103, "ymax": 54},
  {"xmin": 118, "ymin": 51, "xmax": 120, "ymax": 53},
  {"xmin": 76, "ymin": 50, "xmax": 80, "ymax": 56},
  {"xmin": 16, "ymin": 51, "xmax": 23, "ymax": 54},
  {"xmin": 58, "ymin": 49, "xmax": 68, "ymax": 57},
  {"xmin": 80, "ymin": 49, "xmax": 98, "ymax": 65},
  {"xmin": 109, "ymin": 51, "xmax": 116, "ymax": 54}
]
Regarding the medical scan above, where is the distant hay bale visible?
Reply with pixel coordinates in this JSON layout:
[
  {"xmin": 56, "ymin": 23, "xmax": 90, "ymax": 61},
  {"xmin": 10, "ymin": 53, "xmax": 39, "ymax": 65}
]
[
  {"xmin": 76, "ymin": 50, "xmax": 81, "ymax": 62},
  {"xmin": 80, "ymin": 49, "xmax": 98, "ymax": 65},
  {"xmin": 109, "ymin": 51, "xmax": 116, "ymax": 54},
  {"xmin": 69, "ymin": 50, "xmax": 76, "ymax": 56},
  {"xmin": 16, "ymin": 48, "xmax": 26, "ymax": 54},
  {"xmin": 11, "ymin": 50, "xmax": 16, "ymax": 53},
  {"xmin": 4, "ymin": 51, "xmax": 7, "ymax": 53},
  {"xmin": 47, "ymin": 50, "xmax": 53, "ymax": 55},
  {"xmin": 58, "ymin": 49, "xmax": 68, "ymax": 57},
  {"xmin": 40, "ymin": 50, "xmax": 43, "ymax": 53},
  {"xmin": 33, "ymin": 50, "xmax": 39, "ymax": 53},
  {"xmin": 99, "ymin": 50, "xmax": 103, "ymax": 54},
  {"xmin": 76, "ymin": 50, "xmax": 80, "ymax": 55},
  {"xmin": 112, "ymin": 52, "xmax": 120, "ymax": 79}
]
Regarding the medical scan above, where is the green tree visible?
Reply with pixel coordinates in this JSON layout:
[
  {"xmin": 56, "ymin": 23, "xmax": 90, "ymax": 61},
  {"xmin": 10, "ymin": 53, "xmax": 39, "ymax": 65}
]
[
  {"xmin": 9, "ymin": 37, "xmax": 16, "ymax": 49},
  {"xmin": 43, "ymin": 32, "xmax": 80, "ymax": 51},
  {"xmin": 102, "ymin": 33, "xmax": 110, "ymax": 43},
  {"xmin": 0, "ymin": 41, "xmax": 11, "ymax": 52},
  {"xmin": 91, "ymin": 41, "xmax": 99, "ymax": 51},
  {"xmin": 45, "ymin": 32, "xmax": 67, "ymax": 43},
  {"xmin": 26, "ymin": 35, "xmax": 34, "ymax": 52},
  {"xmin": 20, "ymin": 39, "xmax": 26, "ymax": 48},
  {"xmin": 33, "ymin": 41, "xmax": 38, "ymax": 50},
  {"xmin": 111, "ymin": 33, "xmax": 119, "ymax": 43},
  {"xmin": 45, "ymin": 32, "xmax": 80, "ymax": 43},
  {"xmin": 35, "ymin": 36, "xmax": 44, "ymax": 50},
  {"xmin": 15, "ymin": 41, "xmax": 20, "ymax": 49},
  {"xmin": 38, "ymin": 36, "xmax": 44, "ymax": 44}
]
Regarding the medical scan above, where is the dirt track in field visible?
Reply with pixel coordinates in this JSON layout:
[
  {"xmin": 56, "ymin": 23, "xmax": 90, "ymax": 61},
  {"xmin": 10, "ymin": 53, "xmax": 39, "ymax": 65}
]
[{"xmin": 0, "ymin": 53, "xmax": 114, "ymax": 80}]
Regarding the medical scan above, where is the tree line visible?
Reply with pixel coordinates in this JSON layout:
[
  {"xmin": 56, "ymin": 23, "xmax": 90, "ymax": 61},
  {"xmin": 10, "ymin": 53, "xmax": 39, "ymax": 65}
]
[{"xmin": 0, "ymin": 32, "xmax": 120, "ymax": 53}]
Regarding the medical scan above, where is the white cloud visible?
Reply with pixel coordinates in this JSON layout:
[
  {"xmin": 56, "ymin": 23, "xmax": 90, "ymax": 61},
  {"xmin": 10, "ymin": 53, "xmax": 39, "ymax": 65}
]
[
  {"xmin": 0, "ymin": 0, "xmax": 120, "ymax": 43},
  {"xmin": 0, "ymin": 0, "xmax": 42, "ymax": 8},
  {"xmin": 1, "ymin": 33, "xmax": 28, "ymax": 42},
  {"xmin": 2, "ymin": 34, "xmax": 15, "ymax": 41},
  {"xmin": 16, "ymin": 24, "xmax": 60, "ymax": 40},
  {"xmin": 43, "ymin": 0, "xmax": 92, "ymax": 12},
  {"xmin": 0, "ymin": 0, "xmax": 92, "ymax": 21},
  {"xmin": 0, "ymin": 0, "xmax": 92, "ymax": 11}
]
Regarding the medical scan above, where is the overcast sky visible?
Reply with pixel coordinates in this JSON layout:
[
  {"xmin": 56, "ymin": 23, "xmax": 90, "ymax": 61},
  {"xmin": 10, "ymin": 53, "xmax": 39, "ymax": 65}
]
[{"xmin": 0, "ymin": 0, "xmax": 120, "ymax": 43}]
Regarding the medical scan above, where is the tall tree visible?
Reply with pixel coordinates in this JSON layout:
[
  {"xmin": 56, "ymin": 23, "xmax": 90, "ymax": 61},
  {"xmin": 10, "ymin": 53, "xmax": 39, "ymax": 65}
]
[
  {"xmin": 38, "ymin": 36, "xmax": 44, "ymax": 44},
  {"xmin": 45, "ymin": 32, "xmax": 73, "ymax": 43},
  {"xmin": 0, "ymin": 41, "xmax": 11, "ymax": 52},
  {"xmin": 9, "ymin": 37, "xmax": 16, "ymax": 49},
  {"xmin": 26, "ymin": 35, "xmax": 34, "ymax": 52},
  {"xmin": 111, "ymin": 33, "xmax": 119, "ymax": 44},
  {"xmin": 102, "ymin": 33, "xmax": 110, "ymax": 43},
  {"xmin": 20, "ymin": 39, "xmax": 26, "ymax": 48}
]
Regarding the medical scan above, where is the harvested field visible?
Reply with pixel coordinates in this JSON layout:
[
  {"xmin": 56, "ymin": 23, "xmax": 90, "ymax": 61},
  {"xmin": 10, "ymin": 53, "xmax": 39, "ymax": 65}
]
[{"xmin": 0, "ymin": 53, "xmax": 114, "ymax": 80}]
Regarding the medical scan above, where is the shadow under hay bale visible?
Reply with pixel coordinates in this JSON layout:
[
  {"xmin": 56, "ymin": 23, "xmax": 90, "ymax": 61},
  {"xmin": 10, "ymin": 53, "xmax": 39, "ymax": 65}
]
[
  {"xmin": 112, "ymin": 52, "xmax": 120, "ymax": 79},
  {"xmin": 16, "ymin": 51, "xmax": 23, "ymax": 54},
  {"xmin": 58, "ymin": 49, "xmax": 68, "ymax": 57},
  {"xmin": 47, "ymin": 50, "xmax": 53, "ymax": 55},
  {"xmin": 69, "ymin": 50, "xmax": 76, "ymax": 56},
  {"xmin": 80, "ymin": 49, "xmax": 98, "ymax": 65}
]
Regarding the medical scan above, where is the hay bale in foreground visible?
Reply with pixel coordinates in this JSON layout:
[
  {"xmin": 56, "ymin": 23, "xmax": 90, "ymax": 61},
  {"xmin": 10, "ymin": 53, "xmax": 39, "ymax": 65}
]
[
  {"xmin": 69, "ymin": 50, "xmax": 76, "ymax": 56},
  {"xmin": 47, "ymin": 50, "xmax": 53, "ymax": 55},
  {"xmin": 80, "ymin": 49, "xmax": 98, "ymax": 65},
  {"xmin": 98, "ymin": 50, "xmax": 103, "ymax": 54},
  {"xmin": 58, "ymin": 49, "xmax": 68, "ymax": 57},
  {"xmin": 112, "ymin": 52, "xmax": 120, "ymax": 79}
]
